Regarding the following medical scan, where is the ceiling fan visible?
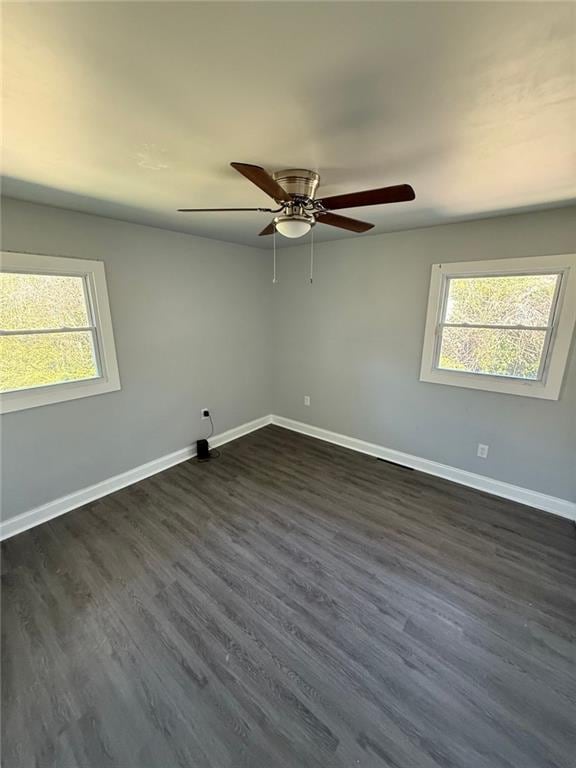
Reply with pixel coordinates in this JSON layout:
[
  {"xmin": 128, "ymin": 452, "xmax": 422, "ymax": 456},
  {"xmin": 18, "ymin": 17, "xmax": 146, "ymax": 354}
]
[{"xmin": 178, "ymin": 163, "xmax": 415, "ymax": 239}]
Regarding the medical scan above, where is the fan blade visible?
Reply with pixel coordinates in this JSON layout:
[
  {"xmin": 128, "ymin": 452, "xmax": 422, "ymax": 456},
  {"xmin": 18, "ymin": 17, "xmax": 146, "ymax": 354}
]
[
  {"xmin": 231, "ymin": 162, "xmax": 291, "ymax": 202},
  {"xmin": 178, "ymin": 207, "xmax": 274, "ymax": 212},
  {"xmin": 319, "ymin": 184, "xmax": 415, "ymax": 211},
  {"xmin": 258, "ymin": 221, "xmax": 276, "ymax": 236},
  {"xmin": 315, "ymin": 212, "xmax": 374, "ymax": 233}
]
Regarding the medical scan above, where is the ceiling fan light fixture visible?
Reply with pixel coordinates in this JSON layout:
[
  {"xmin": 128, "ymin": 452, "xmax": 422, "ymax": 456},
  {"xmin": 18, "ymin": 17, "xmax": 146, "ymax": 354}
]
[
  {"xmin": 179, "ymin": 163, "xmax": 414, "ymax": 238},
  {"xmin": 274, "ymin": 215, "xmax": 313, "ymax": 239}
]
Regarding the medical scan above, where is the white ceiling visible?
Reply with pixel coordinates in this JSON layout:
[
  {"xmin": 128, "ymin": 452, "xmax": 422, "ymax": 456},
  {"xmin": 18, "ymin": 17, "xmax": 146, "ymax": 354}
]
[{"xmin": 3, "ymin": 1, "xmax": 575, "ymax": 248}]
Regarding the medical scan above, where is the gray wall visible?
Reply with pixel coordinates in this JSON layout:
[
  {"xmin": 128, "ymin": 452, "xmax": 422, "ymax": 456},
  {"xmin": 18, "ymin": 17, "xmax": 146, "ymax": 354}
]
[
  {"xmin": 2, "ymin": 199, "xmax": 574, "ymax": 522},
  {"xmin": 1, "ymin": 198, "xmax": 272, "ymax": 520},
  {"xmin": 271, "ymin": 207, "xmax": 576, "ymax": 501}
]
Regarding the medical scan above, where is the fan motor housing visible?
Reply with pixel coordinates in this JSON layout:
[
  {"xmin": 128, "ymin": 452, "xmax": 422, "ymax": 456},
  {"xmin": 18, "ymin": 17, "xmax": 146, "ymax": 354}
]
[{"xmin": 273, "ymin": 169, "xmax": 320, "ymax": 200}]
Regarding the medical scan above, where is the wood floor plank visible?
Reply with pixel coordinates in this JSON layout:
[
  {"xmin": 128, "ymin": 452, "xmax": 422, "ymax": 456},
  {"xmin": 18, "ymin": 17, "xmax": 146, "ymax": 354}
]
[{"xmin": 2, "ymin": 425, "xmax": 575, "ymax": 767}]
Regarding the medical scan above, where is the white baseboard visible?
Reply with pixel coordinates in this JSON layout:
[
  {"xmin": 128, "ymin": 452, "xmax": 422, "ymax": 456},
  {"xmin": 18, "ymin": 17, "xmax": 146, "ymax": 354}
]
[
  {"xmin": 271, "ymin": 415, "xmax": 576, "ymax": 521},
  {"xmin": 3, "ymin": 411, "xmax": 573, "ymax": 540},
  {"xmin": 0, "ymin": 415, "xmax": 273, "ymax": 541}
]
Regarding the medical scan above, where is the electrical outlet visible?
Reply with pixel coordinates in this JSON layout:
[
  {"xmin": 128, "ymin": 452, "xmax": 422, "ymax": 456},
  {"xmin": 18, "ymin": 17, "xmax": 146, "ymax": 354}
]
[
  {"xmin": 304, "ymin": 395, "xmax": 311, "ymax": 406},
  {"xmin": 477, "ymin": 443, "xmax": 489, "ymax": 459},
  {"xmin": 201, "ymin": 408, "xmax": 210, "ymax": 419}
]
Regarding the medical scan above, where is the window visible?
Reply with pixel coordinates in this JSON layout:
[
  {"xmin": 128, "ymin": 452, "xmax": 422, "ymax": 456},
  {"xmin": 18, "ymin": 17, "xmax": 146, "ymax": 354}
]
[
  {"xmin": 420, "ymin": 254, "xmax": 576, "ymax": 399},
  {"xmin": 1, "ymin": 252, "xmax": 121, "ymax": 413}
]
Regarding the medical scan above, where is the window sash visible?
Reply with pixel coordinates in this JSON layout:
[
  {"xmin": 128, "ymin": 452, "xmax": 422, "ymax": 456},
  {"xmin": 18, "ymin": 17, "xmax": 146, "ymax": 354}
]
[
  {"xmin": 0, "ymin": 269, "xmax": 95, "ymax": 331},
  {"xmin": 0, "ymin": 328, "xmax": 103, "ymax": 394},
  {"xmin": 432, "ymin": 269, "xmax": 564, "ymax": 383},
  {"xmin": 0, "ymin": 270, "xmax": 105, "ymax": 393}
]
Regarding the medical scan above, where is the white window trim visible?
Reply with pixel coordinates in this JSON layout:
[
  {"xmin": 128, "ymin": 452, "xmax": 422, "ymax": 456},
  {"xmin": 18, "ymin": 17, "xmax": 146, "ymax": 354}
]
[
  {"xmin": 1, "ymin": 251, "xmax": 121, "ymax": 413},
  {"xmin": 419, "ymin": 254, "xmax": 576, "ymax": 400}
]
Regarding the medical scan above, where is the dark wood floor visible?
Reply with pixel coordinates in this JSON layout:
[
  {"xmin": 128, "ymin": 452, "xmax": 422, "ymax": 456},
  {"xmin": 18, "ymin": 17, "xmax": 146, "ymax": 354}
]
[{"xmin": 2, "ymin": 425, "xmax": 576, "ymax": 768}]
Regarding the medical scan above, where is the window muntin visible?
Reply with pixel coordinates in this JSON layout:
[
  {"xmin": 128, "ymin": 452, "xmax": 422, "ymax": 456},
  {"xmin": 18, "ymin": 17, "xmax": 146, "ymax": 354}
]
[
  {"xmin": 435, "ymin": 272, "xmax": 562, "ymax": 381},
  {"xmin": 0, "ymin": 272, "xmax": 101, "ymax": 393}
]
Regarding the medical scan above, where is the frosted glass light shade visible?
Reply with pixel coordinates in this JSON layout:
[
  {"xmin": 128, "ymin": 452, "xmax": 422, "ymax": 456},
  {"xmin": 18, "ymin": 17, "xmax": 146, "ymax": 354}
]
[{"xmin": 275, "ymin": 217, "xmax": 312, "ymax": 238}]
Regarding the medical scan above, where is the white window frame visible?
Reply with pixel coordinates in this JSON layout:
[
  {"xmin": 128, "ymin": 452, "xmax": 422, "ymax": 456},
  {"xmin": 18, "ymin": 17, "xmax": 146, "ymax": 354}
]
[
  {"xmin": 420, "ymin": 254, "xmax": 576, "ymax": 400},
  {"xmin": 1, "ymin": 251, "xmax": 121, "ymax": 413}
]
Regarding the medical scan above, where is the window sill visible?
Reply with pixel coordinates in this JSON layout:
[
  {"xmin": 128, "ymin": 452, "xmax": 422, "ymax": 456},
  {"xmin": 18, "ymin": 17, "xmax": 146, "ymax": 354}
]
[
  {"xmin": 420, "ymin": 368, "xmax": 561, "ymax": 399},
  {"xmin": 0, "ymin": 375, "xmax": 121, "ymax": 414}
]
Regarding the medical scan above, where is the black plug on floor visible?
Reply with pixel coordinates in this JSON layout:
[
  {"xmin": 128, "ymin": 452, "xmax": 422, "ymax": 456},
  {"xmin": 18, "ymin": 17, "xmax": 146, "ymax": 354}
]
[{"xmin": 196, "ymin": 438, "xmax": 210, "ymax": 461}]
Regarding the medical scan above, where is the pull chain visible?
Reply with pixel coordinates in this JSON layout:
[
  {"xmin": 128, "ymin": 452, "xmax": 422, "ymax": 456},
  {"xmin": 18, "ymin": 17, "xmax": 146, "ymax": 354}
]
[
  {"xmin": 273, "ymin": 229, "xmax": 277, "ymax": 284},
  {"xmin": 309, "ymin": 227, "xmax": 314, "ymax": 284}
]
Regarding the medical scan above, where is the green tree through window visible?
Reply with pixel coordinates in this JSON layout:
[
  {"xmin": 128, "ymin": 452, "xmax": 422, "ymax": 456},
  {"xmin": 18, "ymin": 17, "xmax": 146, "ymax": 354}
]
[
  {"xmin": 438, "ymin": 274, "xmax": 559, "ymax": 379},
  {"xmin": 0, "ymin": 273, "xmax": 99, "ymax": 392}
]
